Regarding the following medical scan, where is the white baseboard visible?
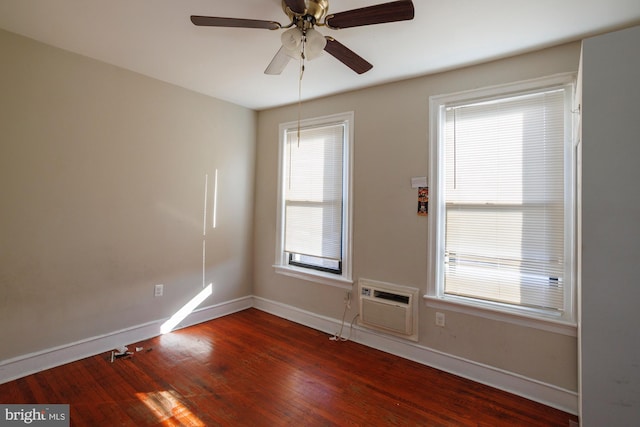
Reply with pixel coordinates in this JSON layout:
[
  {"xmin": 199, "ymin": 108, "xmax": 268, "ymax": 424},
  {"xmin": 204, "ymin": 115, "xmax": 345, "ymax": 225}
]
[
  {"xmin": 252, "ymin": 296, "xmax": 579, "ymax": 415},
  {"xmin": 0, "ymin": 296, "xmax": 253, "ymax": 385},
  {"xmin": 1, "ymin": 295, "xmax": 578, "ymax": 415}
]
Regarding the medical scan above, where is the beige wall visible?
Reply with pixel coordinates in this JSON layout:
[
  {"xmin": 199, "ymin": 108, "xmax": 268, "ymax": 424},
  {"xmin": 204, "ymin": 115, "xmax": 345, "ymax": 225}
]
[
  {"xmin": 0, "ymin": 29, "xmax": 256, "ymax": 360},
  {"xmin": 255, "ymin": 42, "xmax": 582, "ymax": 391}
]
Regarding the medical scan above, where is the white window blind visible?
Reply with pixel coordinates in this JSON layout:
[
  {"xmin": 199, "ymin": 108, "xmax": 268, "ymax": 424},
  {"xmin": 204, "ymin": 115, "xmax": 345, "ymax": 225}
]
[
  {"xmin": 284, "ymin": 123, "xmax": 344, "ymax": 263},
  {"xmin": 442, "ymin": 88, "xmax": 569, "ymax": 313}
]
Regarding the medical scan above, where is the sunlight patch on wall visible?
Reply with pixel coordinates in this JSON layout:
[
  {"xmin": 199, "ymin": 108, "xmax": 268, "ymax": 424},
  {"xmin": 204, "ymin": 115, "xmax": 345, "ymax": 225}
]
[
  {"xmin": 213, "ymin": 169, "xmax": 218, "ymax": 229},
  {"xmin": 160, "ymin": 283, "xmax": 213, "ymax": 334},
  {"xmin": 203, "ymin": 173, "xmax": 209, "ymax": 236}
]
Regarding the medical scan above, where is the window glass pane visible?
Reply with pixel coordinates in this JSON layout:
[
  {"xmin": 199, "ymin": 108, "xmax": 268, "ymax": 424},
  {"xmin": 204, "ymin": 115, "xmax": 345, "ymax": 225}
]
[
  {"xmin": 441, "ymin": 87, "xmax": 568, "ymax": 313},
  {"xmin": 284, "ymin": 123, "xmax": 344, "ymax": 262}
]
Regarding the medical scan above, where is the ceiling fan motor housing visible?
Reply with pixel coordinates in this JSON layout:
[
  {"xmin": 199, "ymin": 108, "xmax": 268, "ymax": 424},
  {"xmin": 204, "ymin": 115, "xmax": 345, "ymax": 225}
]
[{"xmin": 283, "ymin": 0, "xmax": 329, "ymax": 25}]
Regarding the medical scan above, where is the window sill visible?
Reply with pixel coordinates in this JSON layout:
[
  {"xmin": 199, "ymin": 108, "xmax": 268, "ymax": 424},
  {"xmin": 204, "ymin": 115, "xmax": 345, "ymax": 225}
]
[
  {"xmin": 423, "ymin": 295, "xmax": 577, "ymax": 337},
  {"xmin": 274, "ymin": 265, "xmax": 353, "ymax": 290}
]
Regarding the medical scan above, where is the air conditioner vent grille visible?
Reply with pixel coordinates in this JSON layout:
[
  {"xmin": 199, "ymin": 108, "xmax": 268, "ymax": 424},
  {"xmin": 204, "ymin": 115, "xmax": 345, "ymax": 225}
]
[{"xmin": 373, "ymin": 290, "xmax": 410, "ymax": 304}]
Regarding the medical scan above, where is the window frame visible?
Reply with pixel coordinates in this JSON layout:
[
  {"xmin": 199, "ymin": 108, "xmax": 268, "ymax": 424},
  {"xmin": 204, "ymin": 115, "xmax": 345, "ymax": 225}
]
[
  {"xmin": 274, "ymin": 111, "xmax": 354, "ymax": 289},
  {"xmin": 426, "ymin": 74, "xmax": 578, "ymax": 334}
]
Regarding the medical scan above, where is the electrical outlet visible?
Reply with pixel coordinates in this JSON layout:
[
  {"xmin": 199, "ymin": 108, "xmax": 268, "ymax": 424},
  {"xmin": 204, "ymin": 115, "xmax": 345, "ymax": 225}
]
[
  {"xmin": 154, "ymin": 284, "xmax": 164, "ymax": 297},
  {"xmin": 435, "ymin": 312, "xmax": 445, "ymax": 327},
  {"xmin": 345, "ymin": 291, "xmax": 352, "ymax": 309}
]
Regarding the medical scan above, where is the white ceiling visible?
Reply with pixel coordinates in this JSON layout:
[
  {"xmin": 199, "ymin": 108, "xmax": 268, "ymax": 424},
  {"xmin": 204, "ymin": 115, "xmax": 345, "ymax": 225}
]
[{"xmin": 1, "ymin": 0, "xmax": 639, "ymax": 110}]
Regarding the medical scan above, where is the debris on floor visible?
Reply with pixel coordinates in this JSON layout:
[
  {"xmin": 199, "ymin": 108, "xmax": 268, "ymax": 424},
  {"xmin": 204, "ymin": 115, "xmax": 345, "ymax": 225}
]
[{"xmin": 109, "ymin": 345, "xmax": 152, "ymax": 362}]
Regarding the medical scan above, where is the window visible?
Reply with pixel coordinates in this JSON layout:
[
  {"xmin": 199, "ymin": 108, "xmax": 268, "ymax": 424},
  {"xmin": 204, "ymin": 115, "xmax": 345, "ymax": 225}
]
[
  {"xmin": 428, "ymin": 76, "xmax": 576, "ymax": 326},
  {"xmin": 275, "ymin": 112, "xmax": 353, "ymax": 288}
]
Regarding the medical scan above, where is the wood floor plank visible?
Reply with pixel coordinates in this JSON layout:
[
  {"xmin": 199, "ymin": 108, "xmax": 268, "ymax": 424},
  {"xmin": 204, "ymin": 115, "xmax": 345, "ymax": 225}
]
[{"xmin": 0, "ymin": 308, "xmax": 578, "ymax": 426}]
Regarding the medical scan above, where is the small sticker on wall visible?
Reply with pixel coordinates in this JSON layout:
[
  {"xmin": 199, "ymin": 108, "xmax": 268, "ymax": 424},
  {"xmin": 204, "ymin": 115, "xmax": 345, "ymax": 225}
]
[{"xmin": 418, "ymin": 187, "xmax": 428, "ymax": 216}]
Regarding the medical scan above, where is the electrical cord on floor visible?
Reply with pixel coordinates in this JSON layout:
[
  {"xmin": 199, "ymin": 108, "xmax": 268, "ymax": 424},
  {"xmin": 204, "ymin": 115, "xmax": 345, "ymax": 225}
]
[
  {"xmin": 332, "ymin": 313, "xmax": 359, "ymax": 342},
  {"xmin": 329, "ymin": 298, "xmax": 350, "ymax": 341},
  {"xmin": 330, "ymin": 296, "xmax": 360, "ymax": 342}
]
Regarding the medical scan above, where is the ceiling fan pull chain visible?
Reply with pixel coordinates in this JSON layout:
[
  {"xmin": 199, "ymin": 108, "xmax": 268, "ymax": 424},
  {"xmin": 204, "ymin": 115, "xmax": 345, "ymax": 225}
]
[
  {"xmin": 297, "ymin": 69, "xmax": 302, "ymax": 146},
  {"xmin": 296, "ymin": 35, "xmax": 307, "ymax": 146},
  {"xmin": 300, "ymin": 31, "xmax": 307, "ymax": 80}
]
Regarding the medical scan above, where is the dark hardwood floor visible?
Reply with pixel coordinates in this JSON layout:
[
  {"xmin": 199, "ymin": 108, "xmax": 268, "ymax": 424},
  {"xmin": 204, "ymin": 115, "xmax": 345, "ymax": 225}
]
[{"xmin": 0, "ymin": 308, "xmax": 578, "ymax": 426}]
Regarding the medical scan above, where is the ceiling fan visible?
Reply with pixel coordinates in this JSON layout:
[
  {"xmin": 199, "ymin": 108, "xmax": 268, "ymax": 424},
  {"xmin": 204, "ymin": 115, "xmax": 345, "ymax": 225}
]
[{"xmin": 191, "ymin": 0, "xmax": 415, "ymax": 75}]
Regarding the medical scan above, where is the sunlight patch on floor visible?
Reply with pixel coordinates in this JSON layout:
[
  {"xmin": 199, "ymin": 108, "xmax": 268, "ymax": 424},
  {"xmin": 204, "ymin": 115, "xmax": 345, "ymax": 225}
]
[{"xmin": 136, "ymin": 390, "xmax": 205, "ymax": 426}]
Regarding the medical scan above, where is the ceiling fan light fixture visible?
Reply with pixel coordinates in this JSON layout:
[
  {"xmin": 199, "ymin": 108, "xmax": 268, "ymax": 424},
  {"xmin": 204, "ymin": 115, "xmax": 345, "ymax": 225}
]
[
  {"xmin": 281, "ymin": 27, "xmax": 303, "ymax": 57},
  {"xmin": 281, "ymin": 27, "xmax": 302, "ymax": 49},
  {"xmin": 305, "ymin": 28, "xmax": 327, "ymax": 60},
  {"xmin": 281, "ymin": 27, "xmax": 326, "ymax": 60}
]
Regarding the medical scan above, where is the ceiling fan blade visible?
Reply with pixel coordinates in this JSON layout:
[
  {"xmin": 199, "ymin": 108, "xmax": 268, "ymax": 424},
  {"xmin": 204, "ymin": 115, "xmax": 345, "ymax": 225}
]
[
  {"xmin": 324, "ymin": 37, "xmax": 373, "ymax": 74},
  {"xmin": 324, "ymin": 0, "xmax": 414, "ymax": 29},
  {"xmin": 283, "ymin": 0, "xmax": 307, "ymax": 15},
  {"xmin": 190, "ymin": 16, "xmax": 281, "ymax": 30},
  {"xmin": 264, "ymin": 46, "xmax": 293, "ymax": 75}
]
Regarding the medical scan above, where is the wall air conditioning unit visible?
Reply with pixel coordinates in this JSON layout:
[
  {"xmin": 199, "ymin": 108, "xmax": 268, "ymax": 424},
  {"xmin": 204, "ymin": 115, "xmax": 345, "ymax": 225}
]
[{"xmin": 358, "ymin": 279, "xmax": 419, "ymax": 342}]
